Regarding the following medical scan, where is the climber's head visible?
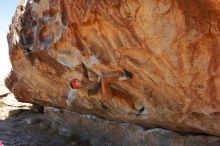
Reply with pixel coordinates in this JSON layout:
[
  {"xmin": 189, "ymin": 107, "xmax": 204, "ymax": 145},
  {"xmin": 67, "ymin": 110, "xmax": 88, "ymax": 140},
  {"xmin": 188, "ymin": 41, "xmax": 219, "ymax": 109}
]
[{"xmin": 70, "ymin": 79, "xmax": 82, "ymax": 89}]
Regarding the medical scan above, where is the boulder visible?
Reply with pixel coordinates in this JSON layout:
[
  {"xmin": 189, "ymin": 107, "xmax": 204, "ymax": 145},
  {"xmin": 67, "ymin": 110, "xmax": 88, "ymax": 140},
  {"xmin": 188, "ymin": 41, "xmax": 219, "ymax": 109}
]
[{"xmin": 6, "ymin": 0, "xmax": 220, "ymax": 136}]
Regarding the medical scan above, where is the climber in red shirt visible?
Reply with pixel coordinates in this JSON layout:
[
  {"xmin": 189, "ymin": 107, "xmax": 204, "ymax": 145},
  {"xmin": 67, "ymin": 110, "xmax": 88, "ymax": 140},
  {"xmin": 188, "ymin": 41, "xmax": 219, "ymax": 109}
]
[{"xmin": 70, "ymin": 69, "xmax": 145, "ymax": 116}]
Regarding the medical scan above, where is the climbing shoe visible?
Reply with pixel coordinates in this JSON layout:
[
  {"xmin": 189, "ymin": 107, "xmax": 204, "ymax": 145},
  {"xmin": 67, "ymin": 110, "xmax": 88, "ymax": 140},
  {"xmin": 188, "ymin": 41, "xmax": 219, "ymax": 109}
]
[
  {"xmin": 24, "ymin": 48, "xmax": 31, "ymax": 55},
  {"xmin": 136, "ymin": 106, "xmax": 145, "ymax": 116},
  {"xmin": 123, "ymin": 69, "xmax": 133, "ymax": 80}
]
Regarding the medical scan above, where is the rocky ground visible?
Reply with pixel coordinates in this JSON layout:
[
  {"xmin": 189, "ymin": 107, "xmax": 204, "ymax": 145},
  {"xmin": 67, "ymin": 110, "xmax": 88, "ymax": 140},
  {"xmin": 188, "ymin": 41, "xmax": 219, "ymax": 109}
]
[{"xmin": 0, "ymin": 84, "xmax": 89, "ymax": 146}]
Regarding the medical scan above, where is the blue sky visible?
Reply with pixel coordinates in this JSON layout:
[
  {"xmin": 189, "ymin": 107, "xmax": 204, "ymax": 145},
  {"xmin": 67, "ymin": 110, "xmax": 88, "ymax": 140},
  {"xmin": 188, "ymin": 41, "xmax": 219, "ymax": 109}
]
[{"xmin": 0, "ymin": 0, "xmax": 18, "ymax": 83}]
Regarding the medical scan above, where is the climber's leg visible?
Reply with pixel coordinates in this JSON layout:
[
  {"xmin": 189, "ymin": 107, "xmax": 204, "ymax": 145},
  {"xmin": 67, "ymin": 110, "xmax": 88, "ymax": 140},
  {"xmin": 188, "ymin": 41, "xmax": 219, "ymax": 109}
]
[
  {"xmin": 98, "ymin": 70, "xmax": 144, "ymax": 115},
  {"xmin": 111, "ymin": 88, "xmax": 137, "ymax": 110},
  {"xmin": 88, "ymin": 69, "xmax": 133, "ymax": 96},
  {"xmin": 111, "ymin": 88, "xmax": 145, "ymax": 116},
  {"xmin": 101, "ymin": 76, "xmax": 119, "ymax": 101},
  {"xmin": 100, "ymin": 69, "xmax": 133, "ymax": 100}
]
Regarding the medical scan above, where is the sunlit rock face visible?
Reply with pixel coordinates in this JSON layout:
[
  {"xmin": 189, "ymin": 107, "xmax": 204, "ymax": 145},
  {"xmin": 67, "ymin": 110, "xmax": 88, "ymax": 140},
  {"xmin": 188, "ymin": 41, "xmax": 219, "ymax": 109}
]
[{"xmin": 6, "ymin": 0, "xmax": 220, "ymax": 136}]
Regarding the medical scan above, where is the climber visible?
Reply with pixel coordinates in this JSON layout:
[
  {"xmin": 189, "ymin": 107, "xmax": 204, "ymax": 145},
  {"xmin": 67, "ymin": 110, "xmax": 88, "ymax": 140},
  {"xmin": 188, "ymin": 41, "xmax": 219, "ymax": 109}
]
[
  {"xmin": 70, "ymin": 69, "xmax": 145, "ymax": 116},
  {"xmin": 67, "ymin": 79, "xmax": 80, "ymax": 107},
  {"xmin": 66, "ymin": 63, "xmax": 89, "ymax": 106}
]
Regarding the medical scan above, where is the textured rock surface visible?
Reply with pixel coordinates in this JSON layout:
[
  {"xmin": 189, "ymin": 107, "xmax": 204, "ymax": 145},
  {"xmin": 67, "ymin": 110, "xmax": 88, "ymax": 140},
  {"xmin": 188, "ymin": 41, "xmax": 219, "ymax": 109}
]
[
  {"xmin": 45, "ymin": 107, "xmax": 220, "ymax": 146},
  {"xmin": 6, "ymin": 0, "xmax": 220, "ymax": 136}
]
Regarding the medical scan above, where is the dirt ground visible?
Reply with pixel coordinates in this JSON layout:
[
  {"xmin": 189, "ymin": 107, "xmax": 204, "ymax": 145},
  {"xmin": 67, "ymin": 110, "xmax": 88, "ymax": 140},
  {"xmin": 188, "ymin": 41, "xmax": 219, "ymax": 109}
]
[{"xmin": 0, "ymin": 84, "xmax": 89, "ymax": 146}]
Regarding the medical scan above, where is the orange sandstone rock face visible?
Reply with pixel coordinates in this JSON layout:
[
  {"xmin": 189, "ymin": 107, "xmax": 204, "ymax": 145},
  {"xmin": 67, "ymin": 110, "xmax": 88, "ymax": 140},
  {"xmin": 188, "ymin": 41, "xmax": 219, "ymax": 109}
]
[{"xmin": 6, "ymin": 0, "xmax": 220, "ymax": 136}]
